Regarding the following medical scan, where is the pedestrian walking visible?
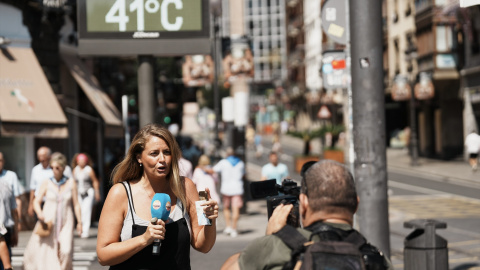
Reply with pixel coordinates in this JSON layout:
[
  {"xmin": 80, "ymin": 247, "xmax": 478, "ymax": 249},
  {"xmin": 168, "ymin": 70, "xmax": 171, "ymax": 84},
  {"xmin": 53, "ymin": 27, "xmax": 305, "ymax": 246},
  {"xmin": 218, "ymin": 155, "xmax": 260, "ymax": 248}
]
[
  {"xmin": 261, "ymin": 151, "xmax": 289, "ymax": 185},
  {"xmin": 23, "ymin": 153, "xmax": 82, "ymax": 270},
  {"xmin": 28, "ymin": 147, "xmax": 52, "ymax": 217},
  {"xmin": 96, "ymin": 124, "xmax": 218, "ymax": 269},
  {"xmin": 192, "ymin": 155, "xmax": 220, "ymax": 203},
  {"xmin": 28, "ymin": 148, "xmax": 72, "ymax": 217},
  {"xmin": 0, "ymin": 230, "xmax": 12, "ymax": 270},
  {"xmin": 178, "ymin": 156, "xmax": 193, "ymax": 179},
  {"xmin": 0, "ymin": 151, "xmax": 21, "ymax": 270},
  {"xmin": 465, "ymin": 131, "xmax": 480, "ymax": 170},
  {"xmin": 254, "ymin": 134, "xmax": 263, "ymax": 159},
  {"xmin": 212, "ymin": 147, "xmax": 245, "ymax": 238},
  {"xmin": 71, "ymin": 153, "xmax": 101, "ymax": 239}
]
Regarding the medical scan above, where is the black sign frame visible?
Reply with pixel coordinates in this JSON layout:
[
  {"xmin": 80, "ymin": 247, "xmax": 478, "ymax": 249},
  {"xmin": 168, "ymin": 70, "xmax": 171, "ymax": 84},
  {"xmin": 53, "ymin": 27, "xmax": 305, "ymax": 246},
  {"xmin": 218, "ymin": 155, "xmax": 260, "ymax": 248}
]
[{"xmin": 77, "ymin": 0, "xmax": 211, "ymax": 56}]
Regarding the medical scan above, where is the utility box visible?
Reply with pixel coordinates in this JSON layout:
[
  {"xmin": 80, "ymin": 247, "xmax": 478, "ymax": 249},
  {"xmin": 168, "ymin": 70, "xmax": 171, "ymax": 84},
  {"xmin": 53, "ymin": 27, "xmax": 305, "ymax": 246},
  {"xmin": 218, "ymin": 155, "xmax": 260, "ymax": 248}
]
[{"xmin": 404, "ymin": 219, "xmax": 448, "ymax": 270}]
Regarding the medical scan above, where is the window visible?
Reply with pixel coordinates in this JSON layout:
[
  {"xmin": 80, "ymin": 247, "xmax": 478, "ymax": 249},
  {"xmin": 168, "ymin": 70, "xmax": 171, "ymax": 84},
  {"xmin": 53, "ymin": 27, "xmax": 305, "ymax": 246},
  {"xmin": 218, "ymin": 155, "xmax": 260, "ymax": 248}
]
[
  {"xmin": 436, "ymin": 25, "xmax": 453, "ymax": 52},
  {"xmin": 405, "ymin": 0, "xmax": 412, "ymax": 16},
  {"xmin": 393, "ymin": 0, "xmax": 399, "ymax": 23}
]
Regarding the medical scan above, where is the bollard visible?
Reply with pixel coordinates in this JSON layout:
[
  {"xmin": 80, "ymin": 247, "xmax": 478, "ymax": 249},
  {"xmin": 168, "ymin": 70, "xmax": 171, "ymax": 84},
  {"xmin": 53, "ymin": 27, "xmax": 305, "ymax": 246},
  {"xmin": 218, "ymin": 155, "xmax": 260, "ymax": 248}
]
[{"xmin": 404, "ymin": 219, "xmax": 448, "ymax": 270}]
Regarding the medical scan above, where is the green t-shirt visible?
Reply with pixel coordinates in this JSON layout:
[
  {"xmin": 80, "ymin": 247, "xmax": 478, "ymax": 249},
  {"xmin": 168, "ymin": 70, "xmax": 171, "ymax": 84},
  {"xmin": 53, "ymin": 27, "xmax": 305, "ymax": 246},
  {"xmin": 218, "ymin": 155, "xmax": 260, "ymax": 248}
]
[{"xmin": 238, "ymin": 222, "xmax": 394, "ymax": 270}]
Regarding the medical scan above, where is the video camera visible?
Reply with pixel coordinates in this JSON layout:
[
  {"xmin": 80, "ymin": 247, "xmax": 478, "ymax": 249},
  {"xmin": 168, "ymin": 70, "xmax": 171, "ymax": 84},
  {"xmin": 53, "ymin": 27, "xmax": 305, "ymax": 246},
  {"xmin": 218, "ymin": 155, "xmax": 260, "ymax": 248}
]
[{"xmin": 250, "ymin": 179, "xmax": 301, "ymax": 227}]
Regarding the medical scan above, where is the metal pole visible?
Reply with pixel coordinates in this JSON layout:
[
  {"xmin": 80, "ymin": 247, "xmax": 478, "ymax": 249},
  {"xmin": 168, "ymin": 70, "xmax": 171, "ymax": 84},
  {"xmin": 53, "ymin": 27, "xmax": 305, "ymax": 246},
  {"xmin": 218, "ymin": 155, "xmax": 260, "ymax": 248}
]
[
  {"xmin": 345, "ymin": 0, "xmax": 354, "ymax": 176},
  {"xmin": 213, "ymin": 15, "xmax": 220, "ymax": 143},
  {"xmin": 138, "ymin": 55, "xmax": 156, "ymax": 127},
  {"xmin": 96, "ymin": 119, "xmax": 105, "ymax": 199},
  {"xmin": 409, "ymin": 79, "xmax": 419, "ymax": 166},
  {"xmin": 122, "ymin": 95, "xmax": 131, "ymax": 155},
  {"xmin": 349, "ymin": 0, "xmax": 391, "ymax": 258}
]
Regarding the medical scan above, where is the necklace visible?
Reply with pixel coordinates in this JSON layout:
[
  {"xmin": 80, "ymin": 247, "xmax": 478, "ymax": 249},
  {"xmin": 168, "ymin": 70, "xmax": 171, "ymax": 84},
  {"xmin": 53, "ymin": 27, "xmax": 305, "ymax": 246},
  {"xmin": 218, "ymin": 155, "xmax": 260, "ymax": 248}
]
[{"xmin": 142, "ymin": 181, "xmax": 153, "ymax": 200}]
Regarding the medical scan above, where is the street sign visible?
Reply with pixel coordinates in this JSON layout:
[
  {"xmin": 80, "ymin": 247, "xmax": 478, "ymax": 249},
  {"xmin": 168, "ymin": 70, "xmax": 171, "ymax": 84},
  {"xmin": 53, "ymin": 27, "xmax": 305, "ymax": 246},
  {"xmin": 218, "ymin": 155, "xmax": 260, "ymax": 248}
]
[
  {"xmin": 321, "ymin": 0, "xmax": 347, "ymax": 45},
  {"xmin": 77, "ymin": 0, "xmax": 211, "ymax": 55},
  {"xmin": 317, "ymin": 105, "xmax": 332, "ymax": 119},
  {"xmin": 322, "ymin": 51, "xmax": 350, "ymax": 89},
  {"xmin": 414, "ymin": 72, "xmax": 435, "ymax": 100},
  {"xmin": 391, "ymin": 75, "xmax": 411, "ymax": 101}
]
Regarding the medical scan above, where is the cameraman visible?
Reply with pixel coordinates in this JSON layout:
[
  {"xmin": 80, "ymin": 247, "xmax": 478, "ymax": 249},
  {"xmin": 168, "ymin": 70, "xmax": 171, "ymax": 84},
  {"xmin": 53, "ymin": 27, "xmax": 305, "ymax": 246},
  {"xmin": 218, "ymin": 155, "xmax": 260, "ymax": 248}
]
[{"xmin": 221, "ymin": 160, "xmax": 393, "ymax": 270}]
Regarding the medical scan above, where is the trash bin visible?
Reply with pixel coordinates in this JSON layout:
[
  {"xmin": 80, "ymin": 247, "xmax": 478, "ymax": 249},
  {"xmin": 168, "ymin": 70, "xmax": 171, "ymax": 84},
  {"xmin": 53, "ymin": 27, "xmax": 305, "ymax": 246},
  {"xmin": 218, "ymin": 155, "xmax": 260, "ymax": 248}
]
[{"xmin": 404, "ymin": 219, "xmax": 448, "ymax": 270}]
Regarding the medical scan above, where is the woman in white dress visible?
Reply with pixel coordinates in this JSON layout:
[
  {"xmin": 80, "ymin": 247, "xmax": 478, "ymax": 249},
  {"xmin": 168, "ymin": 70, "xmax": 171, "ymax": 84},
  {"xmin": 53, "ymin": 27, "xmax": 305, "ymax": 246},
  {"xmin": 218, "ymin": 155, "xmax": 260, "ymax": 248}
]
[
  {"xmin": 23, "ymin": 153, "xmax": 82, "ymax": 270},
  {"xmin": 71, "ymin": 153, "xmax": 100, "ymax": 238}
]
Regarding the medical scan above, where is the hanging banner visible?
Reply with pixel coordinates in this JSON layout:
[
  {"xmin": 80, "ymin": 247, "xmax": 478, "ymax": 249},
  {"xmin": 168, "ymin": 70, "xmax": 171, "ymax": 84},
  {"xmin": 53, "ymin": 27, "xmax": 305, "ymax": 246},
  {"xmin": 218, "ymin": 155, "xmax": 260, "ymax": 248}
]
[
  {"xmin": 414, "ymin": 72, "xmax": 435, "ymax": 100},
  {"xmin": 391, "ymin": 75, "xmax": 411, "ymax": 101},
  {"xmin": 182, "ymin": 55, "xmax": 214, "ymax": 87},
  {"xmin": 222, "ymin": 37, "xmax": 254, "ymax": 88}
]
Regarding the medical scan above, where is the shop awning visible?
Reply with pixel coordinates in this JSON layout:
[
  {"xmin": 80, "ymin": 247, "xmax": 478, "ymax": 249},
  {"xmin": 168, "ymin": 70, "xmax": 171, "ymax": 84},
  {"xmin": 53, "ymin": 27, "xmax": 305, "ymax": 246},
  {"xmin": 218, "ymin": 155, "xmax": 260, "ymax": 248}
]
[
  {"xmin": 60, "ymin": 47, "xmax": 123, "ymax": 138},
  {"xmin": 0, "ymin": 47, "xmax": 68, "ymax": 138}
]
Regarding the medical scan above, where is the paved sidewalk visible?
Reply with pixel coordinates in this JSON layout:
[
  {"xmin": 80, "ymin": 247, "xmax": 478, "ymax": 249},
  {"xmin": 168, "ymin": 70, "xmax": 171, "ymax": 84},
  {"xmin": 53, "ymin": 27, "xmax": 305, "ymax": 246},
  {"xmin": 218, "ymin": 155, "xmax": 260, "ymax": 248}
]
[{"xmin": 387, "ymin": 147, "xmax": 480, "ymax": 188}]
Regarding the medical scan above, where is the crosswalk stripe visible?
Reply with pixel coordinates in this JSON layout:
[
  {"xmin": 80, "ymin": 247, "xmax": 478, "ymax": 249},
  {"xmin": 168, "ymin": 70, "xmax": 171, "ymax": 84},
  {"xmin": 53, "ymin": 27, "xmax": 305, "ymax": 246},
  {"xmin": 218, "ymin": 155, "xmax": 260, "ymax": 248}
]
[{"xmin": 10, "ymin": 246, "xmax": 97, "ymax": 269}]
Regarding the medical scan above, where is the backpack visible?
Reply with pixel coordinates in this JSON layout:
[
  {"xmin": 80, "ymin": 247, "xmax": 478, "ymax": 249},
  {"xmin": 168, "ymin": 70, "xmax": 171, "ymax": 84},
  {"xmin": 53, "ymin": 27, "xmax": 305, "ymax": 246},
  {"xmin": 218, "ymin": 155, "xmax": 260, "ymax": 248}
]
[{"xmin": 274, "ymin": 224, "xmax": 387, "ymax": 270}]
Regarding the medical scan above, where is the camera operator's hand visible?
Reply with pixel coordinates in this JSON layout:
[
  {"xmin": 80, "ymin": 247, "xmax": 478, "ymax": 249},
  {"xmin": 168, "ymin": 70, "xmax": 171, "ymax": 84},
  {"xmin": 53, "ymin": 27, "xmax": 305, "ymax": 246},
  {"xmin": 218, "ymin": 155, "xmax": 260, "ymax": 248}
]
[{"xmin": 266, "ymin": 204, "xmax": 293, "ymax": 235}]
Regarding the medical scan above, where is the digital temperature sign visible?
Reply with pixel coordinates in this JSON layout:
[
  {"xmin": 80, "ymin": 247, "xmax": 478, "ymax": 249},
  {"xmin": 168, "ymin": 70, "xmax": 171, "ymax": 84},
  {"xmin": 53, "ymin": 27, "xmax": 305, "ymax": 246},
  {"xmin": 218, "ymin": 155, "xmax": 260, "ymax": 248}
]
[{"xmin": 77, "ymin": 0, "xmax": 210, "ymax": 56}]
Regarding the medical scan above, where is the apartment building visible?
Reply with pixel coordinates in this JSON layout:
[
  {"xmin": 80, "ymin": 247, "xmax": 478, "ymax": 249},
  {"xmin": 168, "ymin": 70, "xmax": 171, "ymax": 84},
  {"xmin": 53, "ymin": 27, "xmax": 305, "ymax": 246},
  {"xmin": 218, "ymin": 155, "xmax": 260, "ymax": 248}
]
[{"xmin": 243, "ymin": 0, "xmax": 288, "ymax": 85}]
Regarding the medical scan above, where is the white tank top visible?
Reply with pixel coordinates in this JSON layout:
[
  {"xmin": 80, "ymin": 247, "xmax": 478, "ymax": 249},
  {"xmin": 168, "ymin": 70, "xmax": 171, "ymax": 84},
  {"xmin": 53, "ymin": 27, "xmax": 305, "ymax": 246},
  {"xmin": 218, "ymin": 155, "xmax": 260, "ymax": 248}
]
[
  {"xmin": 119, "ymin": 181, "xmax": 191, "ymax": 241},
  {"xmin": 73, "ymin": 165, "xmax": 93, "ymax": 194}
]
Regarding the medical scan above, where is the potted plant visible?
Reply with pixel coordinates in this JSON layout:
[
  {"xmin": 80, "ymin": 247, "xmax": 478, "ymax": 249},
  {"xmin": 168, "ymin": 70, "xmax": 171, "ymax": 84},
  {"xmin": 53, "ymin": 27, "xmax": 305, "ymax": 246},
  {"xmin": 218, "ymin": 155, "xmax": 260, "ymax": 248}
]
[
  {"xmin": 287, "ymin": 128, "xmax": 323, "ymax": 172},
  {"xmin": 321, "ymin": 123, "xmax": 345, "ymax": 163}
]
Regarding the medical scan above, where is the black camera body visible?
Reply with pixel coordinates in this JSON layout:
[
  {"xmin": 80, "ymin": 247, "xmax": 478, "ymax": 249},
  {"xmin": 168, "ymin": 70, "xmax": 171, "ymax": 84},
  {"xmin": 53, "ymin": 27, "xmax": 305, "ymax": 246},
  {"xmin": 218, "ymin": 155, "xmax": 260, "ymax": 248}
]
[{"xmin": 250, "ymin": 179, "xmax": 301, "ymax": 227}]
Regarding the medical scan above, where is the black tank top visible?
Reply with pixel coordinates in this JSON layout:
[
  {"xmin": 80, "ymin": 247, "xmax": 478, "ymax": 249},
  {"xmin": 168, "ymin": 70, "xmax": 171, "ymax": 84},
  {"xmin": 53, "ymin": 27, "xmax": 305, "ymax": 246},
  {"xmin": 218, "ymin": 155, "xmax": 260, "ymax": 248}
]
[{"xmin": 110, "ymin": 182, "xmax": 191, "ymax": 270}]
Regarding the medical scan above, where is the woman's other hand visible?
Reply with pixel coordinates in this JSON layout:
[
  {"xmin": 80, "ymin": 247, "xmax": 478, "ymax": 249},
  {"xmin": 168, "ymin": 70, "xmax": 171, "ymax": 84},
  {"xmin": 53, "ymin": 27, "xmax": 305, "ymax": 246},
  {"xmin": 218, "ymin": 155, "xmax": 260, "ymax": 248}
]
[{"xmin": 201, "ymin": 188, "xmax": 219, "ymax": 221}]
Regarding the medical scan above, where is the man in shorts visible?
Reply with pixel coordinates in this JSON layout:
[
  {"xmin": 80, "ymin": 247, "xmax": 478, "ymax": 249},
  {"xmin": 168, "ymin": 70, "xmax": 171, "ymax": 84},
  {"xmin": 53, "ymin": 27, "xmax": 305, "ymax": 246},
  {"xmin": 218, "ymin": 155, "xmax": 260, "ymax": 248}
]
[{"xmin": 212, "ymin": 147, "xmax": 245, "ymax": 238}]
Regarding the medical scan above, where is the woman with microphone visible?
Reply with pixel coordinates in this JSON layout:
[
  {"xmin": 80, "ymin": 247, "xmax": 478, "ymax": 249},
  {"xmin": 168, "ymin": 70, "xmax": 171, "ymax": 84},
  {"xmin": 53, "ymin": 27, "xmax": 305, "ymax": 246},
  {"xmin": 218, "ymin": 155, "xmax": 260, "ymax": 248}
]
[{"xmin": 97, "ymin": 124, "xmax": 219, "ymax": 269}]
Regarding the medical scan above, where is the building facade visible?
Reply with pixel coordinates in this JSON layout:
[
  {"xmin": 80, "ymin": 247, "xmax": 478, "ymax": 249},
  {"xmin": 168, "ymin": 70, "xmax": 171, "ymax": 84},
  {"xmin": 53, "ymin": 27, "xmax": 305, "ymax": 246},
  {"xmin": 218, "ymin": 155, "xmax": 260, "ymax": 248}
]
[
  {"xmin": 244, "ymin": 0, "xmax": 288, "ymax": 85},
  {"xmin": 304, "ymin": 0, "xmax": 322, "ymax": 92},
  {"xmin": 414, "ymin": 0, "xmax": 462, "ymax": 159}
]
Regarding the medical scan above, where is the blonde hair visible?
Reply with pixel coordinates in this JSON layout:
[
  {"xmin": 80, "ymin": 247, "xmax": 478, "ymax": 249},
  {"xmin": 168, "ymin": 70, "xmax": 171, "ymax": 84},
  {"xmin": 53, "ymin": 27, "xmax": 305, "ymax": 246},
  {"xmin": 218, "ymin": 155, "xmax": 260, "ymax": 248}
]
[
  {"xmin": 111, "ymin": 124, "xmax": 186, "ymax": 210},
  {"xmin": 197, "ymin": 155, "xmax": 210, "ymax": 166},
  {"xmin": 50, "ymin": 152, "xmax": 67, "ymax": 169}
]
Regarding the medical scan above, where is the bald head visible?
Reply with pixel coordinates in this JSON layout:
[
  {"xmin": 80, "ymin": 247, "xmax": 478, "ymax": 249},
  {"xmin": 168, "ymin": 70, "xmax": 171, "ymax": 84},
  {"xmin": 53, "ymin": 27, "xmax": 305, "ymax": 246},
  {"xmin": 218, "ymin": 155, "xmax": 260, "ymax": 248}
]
[
  {"xmin": 302, "ymin": 160, "xmax": 358, "ymax": 216},
  {"xmin": 37, "ymin": 146, "xmax": 52, "ymax": 169}
]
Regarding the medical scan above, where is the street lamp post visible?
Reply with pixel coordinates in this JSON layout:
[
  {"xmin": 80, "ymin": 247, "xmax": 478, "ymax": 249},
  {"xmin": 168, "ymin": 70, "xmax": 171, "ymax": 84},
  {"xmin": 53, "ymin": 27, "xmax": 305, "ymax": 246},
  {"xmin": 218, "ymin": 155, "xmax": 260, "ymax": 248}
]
[
  {"xmin": 210, "ymin": 0, "xmax": 222, "ymax": 155},
  {"xmin": 405, "ymin": 42, "xmax": 419, "ymax": 166}
]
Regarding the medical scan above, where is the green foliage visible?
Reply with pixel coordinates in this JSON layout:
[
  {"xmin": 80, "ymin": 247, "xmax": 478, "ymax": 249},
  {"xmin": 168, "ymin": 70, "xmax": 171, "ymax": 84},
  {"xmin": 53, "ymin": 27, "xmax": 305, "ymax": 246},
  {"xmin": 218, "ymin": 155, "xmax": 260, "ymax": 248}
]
[
  {"xmin": 287, "ymin": 124, "xmax": 345, "ymax": 141},
  {"xmin": 287, "ymin": 128, "xmax": 323, "ymax": 142},
  {"xmin": 287, "ymin": 123, "xmax": 345, "ymax": 155}
]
